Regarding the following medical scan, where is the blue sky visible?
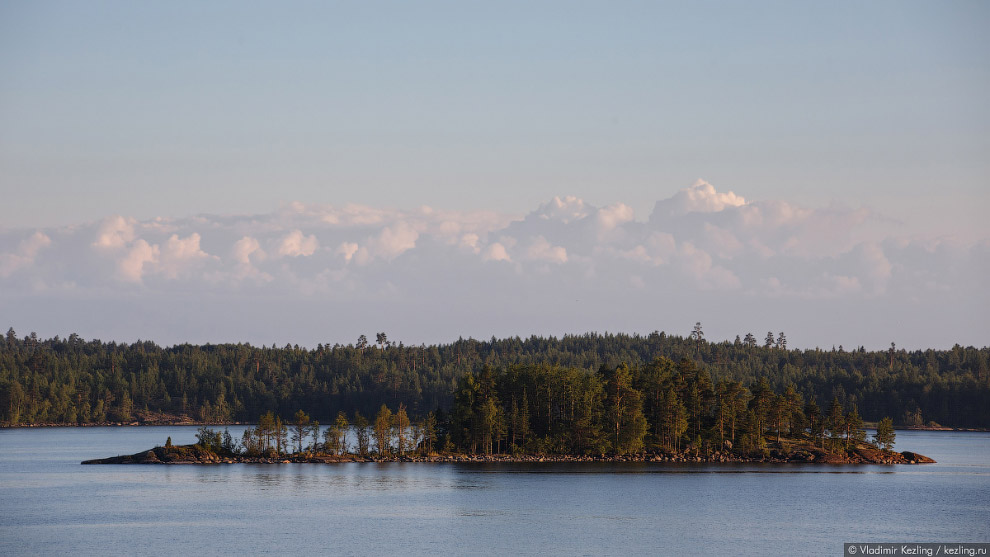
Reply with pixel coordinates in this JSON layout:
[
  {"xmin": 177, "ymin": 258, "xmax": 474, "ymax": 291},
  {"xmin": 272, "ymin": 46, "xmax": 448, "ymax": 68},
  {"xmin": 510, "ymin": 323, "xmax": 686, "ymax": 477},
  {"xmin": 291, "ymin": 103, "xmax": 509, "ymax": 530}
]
[{"xmin": 0, "ymin": 1, "xmax": 987, "ymax": 349}]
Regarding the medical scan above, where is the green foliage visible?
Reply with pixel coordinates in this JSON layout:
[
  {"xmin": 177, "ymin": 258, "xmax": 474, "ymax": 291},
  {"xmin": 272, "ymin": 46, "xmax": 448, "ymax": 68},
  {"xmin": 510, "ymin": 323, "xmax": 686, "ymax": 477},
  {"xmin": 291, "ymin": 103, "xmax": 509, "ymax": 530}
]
[
  {"xmin": 0, "ymin": 329, "xmax": 987, "ymax": 430},
  {"xmin": 844, "ymin": 407, "xmax": 866, "ymax": 449},
  {"xmin": 374, "ymin": 405, "xmax": 392, "ymax": 455},
  {"xmin": 195, "ymin": 426, "xmax": 223, "ymax": 453},
  {"xmin": 873, "ymin": 417, "xmax": 896, "ymax": 451},
  {"xmin": 291, "ymin": 409, "xmax": 310, "ymax": 454},
  {"xmin": 353, "ymin": 412, "xmax": 370, "ymax": 456}
]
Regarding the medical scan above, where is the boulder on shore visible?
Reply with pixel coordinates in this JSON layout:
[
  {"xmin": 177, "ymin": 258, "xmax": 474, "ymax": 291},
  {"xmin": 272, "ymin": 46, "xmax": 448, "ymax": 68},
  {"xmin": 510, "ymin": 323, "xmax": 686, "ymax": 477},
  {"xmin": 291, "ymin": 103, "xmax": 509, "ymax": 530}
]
[{"xmin": 82, "ymin": 444, "xmax": 222, "ymax": 464}]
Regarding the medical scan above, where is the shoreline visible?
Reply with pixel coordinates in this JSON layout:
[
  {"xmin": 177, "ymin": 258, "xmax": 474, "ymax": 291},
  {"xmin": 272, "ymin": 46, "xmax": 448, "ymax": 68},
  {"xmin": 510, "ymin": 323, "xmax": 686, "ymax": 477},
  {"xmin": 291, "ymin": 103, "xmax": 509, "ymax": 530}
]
[{"xmin": 82, "ymin": 443, "xmax": 936, "ymax": 466}]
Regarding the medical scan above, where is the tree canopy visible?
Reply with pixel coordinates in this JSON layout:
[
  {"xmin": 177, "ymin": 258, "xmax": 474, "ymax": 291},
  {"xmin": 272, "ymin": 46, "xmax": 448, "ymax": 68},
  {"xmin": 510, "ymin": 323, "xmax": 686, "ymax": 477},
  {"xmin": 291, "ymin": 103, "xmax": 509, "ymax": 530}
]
[{"xmin": 1, "ymin": 327, "xmax": 987, "ymax": 430}]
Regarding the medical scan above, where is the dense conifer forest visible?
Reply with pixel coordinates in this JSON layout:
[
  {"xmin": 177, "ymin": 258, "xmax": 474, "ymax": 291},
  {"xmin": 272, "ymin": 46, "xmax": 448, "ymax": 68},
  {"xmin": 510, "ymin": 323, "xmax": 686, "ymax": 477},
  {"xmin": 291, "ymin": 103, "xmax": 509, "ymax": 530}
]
[{"xmin": 1, "ymin": 326, "xmax": 988, "ymax": 432}]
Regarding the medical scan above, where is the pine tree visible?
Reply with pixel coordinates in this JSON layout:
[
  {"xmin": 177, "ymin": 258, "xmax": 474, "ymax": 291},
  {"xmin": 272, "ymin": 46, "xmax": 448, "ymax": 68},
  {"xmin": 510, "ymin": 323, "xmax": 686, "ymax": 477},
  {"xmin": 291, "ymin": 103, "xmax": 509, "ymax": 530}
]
[
  {"xmin": 291, "ymin": 409, "xmax": 310, "ymax": 453},
  {"xmin": 825, "ymin": 397, "xmax": 844, "ymax": 451},
  {"xmin": 374, "ymin": 404, "xmax": 393, "ymax": 455},
  {"xmin": 353, "ymin": 412, "xmax": 370, "ymax": 456},
  {"xmin": 873, "ymin": 417, "xmax": 896, "ymax": 451},
  {"xmin": 394, "ymin": 403, "xmax": 410, "ymax": 454},
  {"xmin": 844, "ymin": 406, "xmax": 865, "ymax": 449}
]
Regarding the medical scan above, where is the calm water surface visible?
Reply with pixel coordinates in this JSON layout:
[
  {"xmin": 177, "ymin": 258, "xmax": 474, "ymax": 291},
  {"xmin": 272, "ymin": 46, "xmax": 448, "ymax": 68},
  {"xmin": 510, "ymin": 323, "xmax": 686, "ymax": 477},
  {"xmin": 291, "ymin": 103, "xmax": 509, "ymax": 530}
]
[{"xmin": 1, "ymin": 428, "xmax": 987, "ymax": 555}]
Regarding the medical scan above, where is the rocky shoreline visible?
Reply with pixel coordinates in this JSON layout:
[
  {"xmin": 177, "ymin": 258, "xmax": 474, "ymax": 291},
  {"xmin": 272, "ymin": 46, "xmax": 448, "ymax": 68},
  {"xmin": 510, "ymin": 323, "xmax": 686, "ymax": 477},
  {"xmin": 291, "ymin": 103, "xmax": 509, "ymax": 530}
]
[{"xmin": 82, "ymin": 444, "xmax": 935, "ymax": 466}]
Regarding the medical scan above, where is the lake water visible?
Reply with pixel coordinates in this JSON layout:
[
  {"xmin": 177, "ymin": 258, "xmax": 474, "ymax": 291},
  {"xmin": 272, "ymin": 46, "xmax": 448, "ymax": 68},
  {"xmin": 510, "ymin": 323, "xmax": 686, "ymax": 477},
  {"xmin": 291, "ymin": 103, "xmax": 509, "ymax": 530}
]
[{"xmin": 0, "ymin": 428, "xmax": 987, "ymax": 556}]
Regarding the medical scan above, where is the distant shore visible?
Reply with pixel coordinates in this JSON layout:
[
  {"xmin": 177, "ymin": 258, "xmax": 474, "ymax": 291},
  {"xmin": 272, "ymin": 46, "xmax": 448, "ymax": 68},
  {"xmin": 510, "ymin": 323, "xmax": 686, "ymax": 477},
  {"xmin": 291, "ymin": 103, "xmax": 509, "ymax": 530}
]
[
  {"xmin": 4, "ymin": 421, "xmax": 247, "ymax": 428},
  {"xmin": 11, "ymin": 421, "xmax": 984, "ymax": 432}
]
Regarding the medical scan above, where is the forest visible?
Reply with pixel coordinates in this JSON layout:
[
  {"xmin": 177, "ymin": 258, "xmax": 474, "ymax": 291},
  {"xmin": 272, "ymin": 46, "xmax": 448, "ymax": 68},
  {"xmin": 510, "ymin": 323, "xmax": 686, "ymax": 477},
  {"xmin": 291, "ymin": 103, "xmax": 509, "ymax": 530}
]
[
  {"xmin": 190, "ymin": 366, "xmax": 895, "ymax": 459},
  {"xmin": 1, "ymin": 326, "xmax": 988, "ymax": 430}
]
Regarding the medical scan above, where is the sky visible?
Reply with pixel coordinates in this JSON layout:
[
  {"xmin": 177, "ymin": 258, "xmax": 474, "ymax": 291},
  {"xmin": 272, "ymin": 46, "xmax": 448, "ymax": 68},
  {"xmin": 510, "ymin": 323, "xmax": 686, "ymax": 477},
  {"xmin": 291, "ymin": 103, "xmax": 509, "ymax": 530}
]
[{"xmin": 0, "ymin": 1, "xmax": 987, "ymax": 350}]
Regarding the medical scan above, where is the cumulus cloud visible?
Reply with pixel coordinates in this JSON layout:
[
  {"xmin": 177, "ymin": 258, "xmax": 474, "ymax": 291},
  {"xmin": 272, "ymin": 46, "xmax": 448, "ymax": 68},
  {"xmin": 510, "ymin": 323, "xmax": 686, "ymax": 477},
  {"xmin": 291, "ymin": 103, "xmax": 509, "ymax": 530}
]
[
  {"xmin": 277, "ymin": 230, "xmax": 319, "ymax": 257},
  {"xmin": 158, "ymin": 233, "xmax": 213, "ymax": 279},
  {"xmin": 595, "ymin": 203, "xmax": 635, "ymax": 231},
  {"xmin": 483, "ymin": 242, "xmax": 512, "ymax": 262},
  {"xmin": 336, "ymin": 242, "xmax": 359, "ymax": 262},
  {"xmin": 0, "ymin": 231, "xmax": 51, "ymax": 278},
  {"xmin": 233, "ymin": 236, "xmax": 265, "ymax": 265},
  {"xmin": 652, "ymin": 179, "xmax": 746, "ymax": 218},
  {"xmin": 369, "ymin": 222, "xmax": 418, "ymax": 260},
  {"xmin": 118, "ymin": 239, "xmax": 159, "ymax": 282},
  {"xmin": 92, "ymin": 216, "xmax": 136, "ymax": 249},
  {"xmin": 535, "ymin": 196, "xmax": 591, "ymax": 223},
  {"xmin": 525, "ymin": 236, "xmax": 568, "ymax": 264},
  {"xmin": 1, "ymin": 180, "xmax": 985, "ymax": 348},
  {"xmin": 0, "ymin": 181, "xmax": 967, "ymax": 296}
]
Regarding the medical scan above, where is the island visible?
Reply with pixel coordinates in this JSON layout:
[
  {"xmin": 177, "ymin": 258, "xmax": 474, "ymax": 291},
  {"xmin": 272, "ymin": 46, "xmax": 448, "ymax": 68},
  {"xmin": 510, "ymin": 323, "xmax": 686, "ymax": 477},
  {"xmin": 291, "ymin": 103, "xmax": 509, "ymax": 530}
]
[
  {"xmin": 82, "ymin": 426, "xmax": 934, "ymax": 466},
  {"xmin": 83, "ymin": 362, "xmax": 938, "ymax": 466}
]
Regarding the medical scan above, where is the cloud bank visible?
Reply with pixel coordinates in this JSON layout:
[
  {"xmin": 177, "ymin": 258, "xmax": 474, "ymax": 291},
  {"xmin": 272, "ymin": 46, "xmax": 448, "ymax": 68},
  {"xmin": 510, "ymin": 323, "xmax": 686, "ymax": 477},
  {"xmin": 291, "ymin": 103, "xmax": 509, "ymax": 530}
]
[{"xmin": 1, "ymin": 181, "xmax": 985, "ymax": 350}]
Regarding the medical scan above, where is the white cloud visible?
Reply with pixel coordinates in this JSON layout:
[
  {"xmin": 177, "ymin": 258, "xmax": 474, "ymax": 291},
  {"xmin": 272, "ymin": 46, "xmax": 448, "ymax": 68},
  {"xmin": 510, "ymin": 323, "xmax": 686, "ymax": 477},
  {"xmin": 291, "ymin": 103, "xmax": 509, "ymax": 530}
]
[
  {"xmin": 336, "ymin": 242, "xmax": 360, "ymax": 262},
  {"xmin": 652, "ymin": 179, "xmax": 746, "ymax": 218},
  {"xmin": 118, "ymin": 239, "xmax": 159, "ymax": 283},
  {"xmin": 676, "ymin": 242, "xmax": 741, "ymax": 290},
  {"xmin": 525, "ymin": 236, "xmax": 568, "ymax": 264},
  {"xmin": 159, "ymin": 233, "xmax": 212, "ymax": 279},
  {"xmin": 0, "ymin": 231, "xmax": 51, "ymax": 278},
  {"xmin": 368, "ymin": 222, "xmax": 418, "ymax": 260},
  {"xmin": 2, "ymin": 181, "xmax": 986, "ymax": 349},
  {"xmin": 278, "ymin": 230, "xmax": 319, "ymax": 257},
  {"xmin": 459, "ymin": 233, "xmax": 480, "ymax": 253},
  {"xmin": 233, "ymin": 236, "xmax": 265, "ymax": 265},
  {"xmin": 483, "ymin": 242, "xmax": 512, "ymax": 262},
  {"xmin": 535, "ymin": 196, "xmax": 590, "ymax": 223},
  {"xmin": 92, "ymin": 216, "xmax": 136, "ymax": 249},
  {"xmin": 854, "ymin": 242, "xmax": 893, "ymax": 294},
  {"xmin": 701, "ymin": 223, "xmax": 744, "ymax": 259},
  {"xmin": 229, "ymin": 236, "xmax": 272, "ymax": 283}
]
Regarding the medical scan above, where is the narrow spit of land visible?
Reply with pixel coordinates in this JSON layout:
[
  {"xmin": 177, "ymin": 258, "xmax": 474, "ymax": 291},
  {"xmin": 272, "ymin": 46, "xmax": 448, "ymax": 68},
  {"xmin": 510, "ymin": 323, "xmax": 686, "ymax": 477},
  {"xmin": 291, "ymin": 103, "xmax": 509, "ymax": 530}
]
[{"xmin": 82, "ymin": 441, "xmax": 935, "ymax": 466}]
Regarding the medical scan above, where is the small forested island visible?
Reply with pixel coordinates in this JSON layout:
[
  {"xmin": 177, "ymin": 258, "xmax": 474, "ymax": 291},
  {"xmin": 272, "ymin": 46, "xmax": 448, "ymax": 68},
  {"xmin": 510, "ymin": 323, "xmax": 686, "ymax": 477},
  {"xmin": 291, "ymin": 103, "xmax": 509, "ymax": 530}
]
[
  {"xmin": 0, "ymin": 325, "xmax": 976, "ymax": 464},
  {"xmin": 84, "ymin": 365, "xmax": 935, "ymax": 465}
]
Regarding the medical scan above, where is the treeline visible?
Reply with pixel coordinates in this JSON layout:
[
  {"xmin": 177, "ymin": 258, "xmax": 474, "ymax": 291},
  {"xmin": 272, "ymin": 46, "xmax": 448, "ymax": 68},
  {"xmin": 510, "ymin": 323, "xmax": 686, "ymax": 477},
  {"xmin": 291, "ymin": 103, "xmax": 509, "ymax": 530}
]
[
  {"xmin": 197, "ymin": 361, "xmax": 899, "ymax": 458},
  {"xmin": 198, "ymin": 406, "xmax": 440, "ymax": 458},
  {"xmin": 1, "ymin": 327, "xmax": 988, "ymax": 428},
  {"xmin": 445, "ymin": 361, "xmax": 877, "ymax": 455}
]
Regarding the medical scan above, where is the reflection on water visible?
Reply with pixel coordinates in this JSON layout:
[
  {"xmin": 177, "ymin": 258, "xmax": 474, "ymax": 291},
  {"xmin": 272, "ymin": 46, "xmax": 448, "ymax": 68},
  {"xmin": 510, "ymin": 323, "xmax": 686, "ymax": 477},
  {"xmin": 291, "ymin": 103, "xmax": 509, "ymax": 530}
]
[
  {"xmin": 0, "ymin": 428, "xmax": 987, "ymax": 555},
  {"xmin": 457, "ymin": 462, "xmax": 900, "ymax": 475}
]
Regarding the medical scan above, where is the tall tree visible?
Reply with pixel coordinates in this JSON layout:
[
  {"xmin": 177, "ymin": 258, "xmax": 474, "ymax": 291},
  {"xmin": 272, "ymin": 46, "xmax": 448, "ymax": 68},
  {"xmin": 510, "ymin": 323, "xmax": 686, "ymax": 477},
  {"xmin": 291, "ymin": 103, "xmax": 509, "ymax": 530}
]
[
  {"xmin": 873, "ymin": 417, "xmax": 895, "ymax": 451},
  {"xmin": 353, "ymin": 411, "xmax": 370, "ymax": 456},
  {"xmin": 274, "ymin": 415, "xmax": 288, "ymax": 455},
  {"xmin": 309, "ymin": 420, "xmax": 320, "ymax": 453},
  {"xmin": 374, "ymin": 404, "xmax": 393, "ymax": 455},
  {"xmin": 805, "ymin": 398, "xmax": 823, "ymax": 449},
  {"xmin": 334, "ymin": 411, "xmax": 350, "ymax": 454},
  {"xmin": 690, "ymin": 322, "xmax": 705, "ymax": 356},
  {"xmin": 291, "ymin": 409, "xmax": 311, "ymax": 453},
  {"xmin": 394, "ymin": 403, "xmax": 410, "ymax": 454},
  {"xmin": 825, "ymin": 397, "xmax": 844, "ymax": 451},
  {"xmin": 661, "ymin": 387, "xmax": 688, "ymax": 451},
  {"xmin": 422, "ymin": 411, "xmax": 437, "ymax": 455},
  {"xmin": 600, "ymin": 364, "xmax": 648, "ymax": 454},
  {"xmin": 844, "ymin": 406, "xmax": 865, "ymax": 449}
]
